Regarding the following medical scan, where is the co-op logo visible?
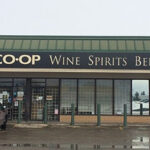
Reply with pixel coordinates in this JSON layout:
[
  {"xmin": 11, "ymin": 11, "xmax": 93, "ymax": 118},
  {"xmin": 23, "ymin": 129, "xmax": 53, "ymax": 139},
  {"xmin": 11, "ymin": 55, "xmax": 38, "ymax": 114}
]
[{"xmin": 0, "ymin": 54, "xmax": 40, "ymax": 65}]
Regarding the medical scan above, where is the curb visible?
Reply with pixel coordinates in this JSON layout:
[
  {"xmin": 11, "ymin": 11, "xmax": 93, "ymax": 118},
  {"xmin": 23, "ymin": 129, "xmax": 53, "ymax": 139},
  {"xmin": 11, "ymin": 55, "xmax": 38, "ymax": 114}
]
[{"xmin": 14, "ymin": 124, "xmax": 48, "ymax": 128}]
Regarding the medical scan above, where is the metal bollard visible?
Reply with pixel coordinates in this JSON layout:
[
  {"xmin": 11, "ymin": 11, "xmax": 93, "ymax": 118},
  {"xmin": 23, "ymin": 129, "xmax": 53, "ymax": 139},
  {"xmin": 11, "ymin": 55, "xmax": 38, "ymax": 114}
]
[
  {"xmin": 123, "ymin": 104, "xmax": 127, "ymax": 127},
  {"xmin": 71, "ymin": 104, "xmax": 75, "ymax": 125},
  {"xmin": 70, "ymin": 144, "xmax": 74, "ymax": 150},
  {"xmin": 44, "ymin": 101, "xmax": 48, "ymax": 124},
  {"xmin": 97, "ymin": 104, "xmax": 101, "ymax": 126},
  {"xmin": 17, "ymin": 100, "xmax": 22, "ymax": 124},
  {"xmin": 140, "ymin": 104, "xmax": 143, "ymax": 116}
]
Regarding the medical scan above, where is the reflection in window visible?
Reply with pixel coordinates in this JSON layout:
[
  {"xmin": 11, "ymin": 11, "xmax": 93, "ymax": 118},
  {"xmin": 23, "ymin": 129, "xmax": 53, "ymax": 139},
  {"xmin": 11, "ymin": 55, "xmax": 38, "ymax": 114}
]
[
  {"xmin": 78, "ymin": 80, "xmax": 95, "ymax": 115},
  {"xmin": 96, "ymin": 80, "xmax": 113, "ymax": 114},
  {"xmin": 60, "ymin": 79, "xmax": 77, "ymax": 114},
  {"xmin": 132, "ymin": 80, "xmax": 149, "ymax": 115},
  {"xmin": 114, "ymin": 80, "xmax": 131, "ymax": 115}
]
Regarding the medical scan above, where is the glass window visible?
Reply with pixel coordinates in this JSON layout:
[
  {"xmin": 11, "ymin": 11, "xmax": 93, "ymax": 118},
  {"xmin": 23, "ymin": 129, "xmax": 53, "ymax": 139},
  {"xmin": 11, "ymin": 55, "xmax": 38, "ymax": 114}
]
[
  {"xmin": 14, "ymin": 79, "xmax": 26, "ymax": 87},
  {"xmin": 78, "ymin": 79, "xmax": 95, "ymax": 115},
  {"xmin": 0, "ymin": 78, "xmax": 12, "ymax": 86},
  {"xmin": 132, "ymin": 80, "xmax": 149, "ymax": 115},
  {"xmin": 32, "ymin": 79, "xmax": 45, "ymax": 82},
  {"xmin": 46, "ymin": 79, "xmax": 59, "ymax": 87},
  {"xmin": 60, "ymin": 79, "xmax": 77, "ymax": 115},
  {"xmin": 32, "ymin": 79, "xmax": 45, "ymax": 87},
  {"xmin": 0, "ymin": 78, "xmax": 12, "ymax": 82},
  {"xmin": 114, "ymin": 80, "xmax": 131, "ymax": 115},
  {"xmin": 96, "ymin": 80, "xmax": 113, "ymax": 114}
]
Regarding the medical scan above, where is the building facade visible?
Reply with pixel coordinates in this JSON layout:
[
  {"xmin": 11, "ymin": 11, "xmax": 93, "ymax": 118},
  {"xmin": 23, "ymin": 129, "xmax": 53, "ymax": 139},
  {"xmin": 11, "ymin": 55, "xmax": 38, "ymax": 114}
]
[{"xmin": 0, "ymin": 35, "xmax": 150, "ymax": 124}]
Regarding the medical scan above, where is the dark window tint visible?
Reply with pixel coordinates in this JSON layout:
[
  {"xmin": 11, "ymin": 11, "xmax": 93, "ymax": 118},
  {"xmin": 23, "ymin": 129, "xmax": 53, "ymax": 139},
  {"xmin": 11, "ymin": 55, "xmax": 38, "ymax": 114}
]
[
  {"xmin": 78, "ymin": 80, "xmax": 95, "ymax": 115},
  {"xmin": 61, "ymin": 79, "xmax": 77, "ymax": 114},
  {"xmin": 114, "ymin": 80, "xmax": 131, "ymax": 115},
  {"xmin": 96, "ymin": 80, "xmax": 113, "ymax": 114},
  {"xmin": 14, "ymin": 79, "xmax": 26, "ymax": 87}
]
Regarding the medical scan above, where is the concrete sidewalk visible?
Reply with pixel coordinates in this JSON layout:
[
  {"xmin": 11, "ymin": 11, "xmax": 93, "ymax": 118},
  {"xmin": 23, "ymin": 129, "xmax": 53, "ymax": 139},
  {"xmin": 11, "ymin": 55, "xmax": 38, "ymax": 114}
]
[
  {"xmin": 0, "ymin": 124, "xmax": 150, "ymax": 145},
  {"xmin": 0, "ymin": 124, "xmax": 150, "ymax": 150}
]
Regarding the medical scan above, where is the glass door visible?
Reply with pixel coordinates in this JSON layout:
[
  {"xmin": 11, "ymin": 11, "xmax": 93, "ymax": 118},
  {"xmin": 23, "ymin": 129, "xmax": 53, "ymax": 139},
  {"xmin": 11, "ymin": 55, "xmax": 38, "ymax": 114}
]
[
  {"xmin": 12, "ymin": 87, "xmax": 25, "ymax": 120},
  {"xmin": 31, "ymin": 79, "xmax": 60, "ymax": 121},
  {"xmin": 46, "ymin": 87, "xmax": 59, "ymax": 121},
  {"xmin": 31, "ymin": 87, "xmax": 45, "ymax": 120},
  {"xmin": 13, "ymin": 79, "xmax": 26, "ymax": 120}
]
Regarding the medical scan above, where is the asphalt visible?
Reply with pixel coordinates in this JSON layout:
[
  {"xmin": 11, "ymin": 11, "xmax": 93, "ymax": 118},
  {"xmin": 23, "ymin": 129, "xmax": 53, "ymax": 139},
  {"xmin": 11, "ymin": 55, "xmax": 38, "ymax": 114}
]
[{"xmin": 0, "ymin": 124, "xmax": 150, "ymax": 150}]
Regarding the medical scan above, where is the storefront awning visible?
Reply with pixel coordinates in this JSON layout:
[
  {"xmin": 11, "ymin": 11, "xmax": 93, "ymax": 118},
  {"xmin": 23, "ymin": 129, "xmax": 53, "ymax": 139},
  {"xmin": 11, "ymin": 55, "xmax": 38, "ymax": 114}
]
[{"xmin": 0, "ymin": 35, "xmax": 150, "ymax": 52}]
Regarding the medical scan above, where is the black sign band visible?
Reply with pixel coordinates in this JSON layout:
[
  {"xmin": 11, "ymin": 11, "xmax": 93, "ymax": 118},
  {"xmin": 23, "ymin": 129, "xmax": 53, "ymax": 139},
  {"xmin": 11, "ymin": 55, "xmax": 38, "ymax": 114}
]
[{"xmin": 0, "ymin": 52, "xmax": 149, "ymax": 70}]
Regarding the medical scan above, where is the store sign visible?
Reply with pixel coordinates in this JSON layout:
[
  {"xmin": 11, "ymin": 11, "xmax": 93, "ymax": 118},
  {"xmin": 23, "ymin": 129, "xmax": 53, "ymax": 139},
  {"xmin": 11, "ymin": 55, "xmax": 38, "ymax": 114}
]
[{"xmin": 0, "ymin": 52, "xmax": 150, "ymax": 69}]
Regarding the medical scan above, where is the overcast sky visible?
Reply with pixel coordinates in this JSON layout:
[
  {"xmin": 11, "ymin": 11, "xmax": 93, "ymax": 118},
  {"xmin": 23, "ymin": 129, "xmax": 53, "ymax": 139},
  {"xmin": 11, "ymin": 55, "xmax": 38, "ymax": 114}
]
[{"xmin": 0, "ymin": 0, "xmax": 150, "ymax": 36}]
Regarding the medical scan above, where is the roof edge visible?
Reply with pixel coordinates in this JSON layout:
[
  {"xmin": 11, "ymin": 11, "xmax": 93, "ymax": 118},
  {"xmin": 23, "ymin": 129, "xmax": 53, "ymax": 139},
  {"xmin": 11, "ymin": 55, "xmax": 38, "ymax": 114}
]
[{"xmin": 0, "ymin": 35, "xmax": 150, "ymax": 40}]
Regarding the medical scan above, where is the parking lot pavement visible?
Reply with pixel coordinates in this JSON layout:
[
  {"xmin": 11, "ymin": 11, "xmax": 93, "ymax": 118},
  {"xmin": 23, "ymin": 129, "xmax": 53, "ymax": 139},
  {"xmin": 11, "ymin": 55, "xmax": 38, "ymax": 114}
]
[{"xmin": 0, "ymin": 125, "xmax": 150, "ymax": 149}]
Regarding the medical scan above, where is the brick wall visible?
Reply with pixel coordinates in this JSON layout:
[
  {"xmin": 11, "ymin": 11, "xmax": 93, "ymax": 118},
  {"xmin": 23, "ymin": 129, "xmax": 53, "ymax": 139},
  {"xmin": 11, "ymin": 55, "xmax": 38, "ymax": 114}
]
[{"xmin": 60, "ymin": 115, "xmax": 150, "ymax": 124}]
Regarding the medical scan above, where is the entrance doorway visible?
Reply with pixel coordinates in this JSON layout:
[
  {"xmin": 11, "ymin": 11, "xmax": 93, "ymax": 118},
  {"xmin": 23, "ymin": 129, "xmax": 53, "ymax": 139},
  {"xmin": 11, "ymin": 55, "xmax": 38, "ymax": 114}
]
[
  {"xmin": 31, "ymin": 87, "xmax": 44, "ymax": 120},
  {"xmin": 46, "ymin": 87, "xmax": 59, "ymax": 121},
  {"xmin": 0, "ymin": 83, "xmax": 26, "ymax": 120},
  {"xmin": 31, "ymin": 79, "xmax": 60, "ymax": 121}
]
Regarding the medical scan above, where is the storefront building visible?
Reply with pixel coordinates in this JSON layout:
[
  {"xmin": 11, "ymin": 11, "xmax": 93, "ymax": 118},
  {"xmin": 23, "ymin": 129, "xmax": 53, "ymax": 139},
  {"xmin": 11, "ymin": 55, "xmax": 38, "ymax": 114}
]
[{"xmin": 0, "ymin": 35, "xmax": 150, "ymax": 124}]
